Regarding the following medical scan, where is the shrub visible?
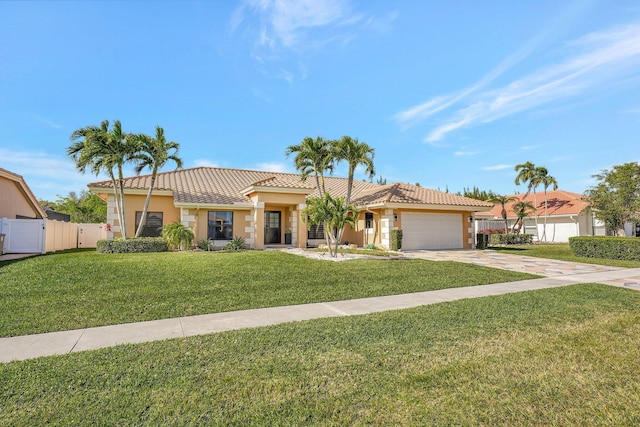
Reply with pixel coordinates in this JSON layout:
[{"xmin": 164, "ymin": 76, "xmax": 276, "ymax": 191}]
[
  {"xmin": 569, "ymin": 236, "xmax": 640, "ymax": 260},
  {"xmin": 225, "ymin": 236, "xmax": 246, "ymax": 251},
  {"xmin": 476, "ymin": 227, "xmax": 507, "ymax": 235},
  {"xmin": 490, "ymin": 234, "xmax": 533, "ymax": 245},
  {"xmin": 163, "ymin": 221, "xmax": 194, "ymax": 250},
  {"xmin": 96, "ymin": 238, "xmax": 168, "ymax": 253},
  {"xmin": 476, "ymin": 233, "xmax": 490, "ymax": 250},
  {"xmin": 391, "ymin": 229, "xmax": 403, "ymax": 251},
  {"xmin": 197, "ymin": 239, "xmax": 214, "ymax": 251},
  {"xmin": 366, "ymin": 243, "xmax": 378, "ymax": 250}
]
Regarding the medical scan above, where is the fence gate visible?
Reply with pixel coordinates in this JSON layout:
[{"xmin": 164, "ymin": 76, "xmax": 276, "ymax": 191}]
[
  {"xmin": 78, "ymin": 224, "xmax": 106, "ymax": 248},
  {"xmin": 0, "ymin": 218, "xmax": 46, "ymax": 254}
]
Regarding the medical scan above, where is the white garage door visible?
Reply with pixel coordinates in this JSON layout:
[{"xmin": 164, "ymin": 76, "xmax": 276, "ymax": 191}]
[{"xmin": 402, "ymin": 212, "xmax": 463, "ymax": 250}]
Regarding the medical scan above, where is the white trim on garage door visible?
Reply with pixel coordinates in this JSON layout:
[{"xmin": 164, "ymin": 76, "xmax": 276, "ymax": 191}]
[{"xmin": 402, "ymin": 212, "xmax": 463, "ymax": 250}]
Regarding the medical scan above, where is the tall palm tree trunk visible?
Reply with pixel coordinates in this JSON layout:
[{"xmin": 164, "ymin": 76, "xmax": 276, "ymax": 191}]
[
  {"xmin": 117, "ymin": 164, "xmax": 128, "ymax": 239},
  {"xmin": 135, "ymin": 171, "xmax": 157, "ymax": 237},
  {"xmin": 542, "ymin": 190, "xmax": 548, "ymax": 242}
]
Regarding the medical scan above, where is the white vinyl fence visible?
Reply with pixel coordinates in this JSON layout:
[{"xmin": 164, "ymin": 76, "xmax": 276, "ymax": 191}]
[{"xmin": 0, "ymin": 218, "xmax": 107, "ymax": 254}]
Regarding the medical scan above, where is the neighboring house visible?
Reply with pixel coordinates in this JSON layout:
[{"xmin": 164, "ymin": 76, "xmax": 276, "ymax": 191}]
[
  {"xmin": 0, "ymin": 168, "xmax": 47, "ymax": 220},
  {"xmin": 87, "ymin": 167, "xmax": 493, "ymax": 250},
  {"xmin": 43, "ymin": 207, "xmax": 71, "ymax": 222},
  {"xmin": 476, "ymin": 190, "xmax": 602, "ymax": 242},
  {"xmin": 0, "ymin": 168, "xmax": 48, "ymax": 254}
]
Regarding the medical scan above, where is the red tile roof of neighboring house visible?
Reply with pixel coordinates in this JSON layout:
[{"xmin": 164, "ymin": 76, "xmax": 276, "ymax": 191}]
[
  {"xmin": 483, "ymin": 190, "xmax": 589, "ymax": 219},
  {"xmin": 87, "ymin": 167, "xmax": 492, "ymax": 210}
]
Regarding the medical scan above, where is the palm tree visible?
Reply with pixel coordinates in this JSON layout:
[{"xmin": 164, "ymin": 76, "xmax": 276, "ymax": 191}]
[
  {"xmin": 511, "ymin": 200, "xmax": 536, "ymax": 234},
  {"xmin": 68, "ymin": 120, "xmax": 135, "ymax": 238},
  {"xmin": 131, "ymin": 126, "xmax": 183, "ymax": 237},
  {"xmin": 334, "ymin": 136, "xmax": 375, "ymax": 206},
  {"xmin": 489, "ymin": 194, "xmax": 518, "ymax": 233},
  {"xmin": 285, "ymin": 136, "xmax": 335, "ymax": 196},
  {"xmin": 539, "ymin": 171, "xmax": 558, "ymax": 242},
  {"xmin": 515, "ymin": 162, "xmax": 547, "ymax": 240},
  {"xmin": 303, "ymin": 193, "xmax": 359, "ymax": 257}
]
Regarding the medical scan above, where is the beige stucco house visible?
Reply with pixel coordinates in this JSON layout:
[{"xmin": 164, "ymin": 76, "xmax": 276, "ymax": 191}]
[
  {"xmin": 0, "ymin": 168, "xmax": 46, "ymax": 220},
  {"xmin": 88, "ymin": 167, "xmax": 492, "ymax": 250}
]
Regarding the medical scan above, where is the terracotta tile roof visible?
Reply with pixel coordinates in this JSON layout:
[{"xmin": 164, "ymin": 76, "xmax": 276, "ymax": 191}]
[
  {"xmin": 87, "ymin": 166, "xmax": 490, "ymax": 209},
  {"xmin": 483, "ymin": 190, "xmax": 589, "ymax": 218},
  {"xmin": 246, "ymin": 175, "xmax": 316, "ymax": 191},
  {"xmin": 352, "ymin": 182, "xmax": 493, "ymax": 207}
]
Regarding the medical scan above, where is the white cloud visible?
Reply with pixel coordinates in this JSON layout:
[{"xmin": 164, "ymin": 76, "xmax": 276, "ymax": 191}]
[
  {"xmin": 454, "ymin": 150, "xmax": 479, "ymax": 157},
  {"xmin": 193, "ymin": 159, "xmax": 220, "ymax": 168},
  {"xmin": 36, "ymin": 116, "xmax": 63, "ymax": 129},
  {"xmin": 231, "ymin": 0, "xmax": 387, "ymax": 81},
  {"xmin": 422, "ymin": 22, "xmax": 640, "ymax": 142},
  {"xmin": 482, "ymin": 164, "xmax": 513, "ymax": 171},
  {"xmin": 256, "ymin": 162, "xmax": 291, "ymax": 173},
  {"xmin": 0, "ymin": 148, "xmax": 110, "ymax": 200},
  {"xmin": 236, "ymin": 0, "xmax": 353, "ymax": 49},
  {"xmin": 394, "ymin": 21, "xmax": 640, "ymax": 143}
]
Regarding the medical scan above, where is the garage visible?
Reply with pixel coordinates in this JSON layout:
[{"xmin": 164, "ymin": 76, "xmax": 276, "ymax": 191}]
[{"xmin": 401, "ymin": 212, "xmax": 463, "ymax": 250}]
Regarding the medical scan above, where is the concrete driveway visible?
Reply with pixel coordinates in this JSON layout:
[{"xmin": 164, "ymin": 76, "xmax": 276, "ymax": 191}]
[{"xmin": 404, "ymin": 249, "xmax": 640, "ymax": 288}]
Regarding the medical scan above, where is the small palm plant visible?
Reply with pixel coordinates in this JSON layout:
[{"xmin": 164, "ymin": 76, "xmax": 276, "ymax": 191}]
[
  {"xmin": 225, "ymin": 236, "xmax": 246, "ymax": 251},
  {"xmin": 163, "ymin": 221, "xmax": 194, "ymax": 250}
]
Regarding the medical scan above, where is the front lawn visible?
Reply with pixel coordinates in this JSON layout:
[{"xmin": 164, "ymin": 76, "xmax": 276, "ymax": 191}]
[
  {"xmin": 490, "ymin": 243, "xmax": 640, "ymax": 268},
  {"xmin": 0, "ymin": 250, "xmax": 536, "ymax": 337},
  {"xmin": 1, "ymin": 284, "xmax": 638, "ymax": 425}
]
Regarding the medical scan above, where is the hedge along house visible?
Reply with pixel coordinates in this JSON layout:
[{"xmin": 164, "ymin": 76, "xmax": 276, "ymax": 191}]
[{"xmin": 87, "ymin": 167, "xmax": 493, "ymax": 250}]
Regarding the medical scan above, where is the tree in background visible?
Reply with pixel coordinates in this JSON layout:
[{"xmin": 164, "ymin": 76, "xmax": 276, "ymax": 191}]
[
  {"xmin": 39, "ymin": 191, "xmax": 106, "ymax": 223},
  {"xmin": 68, "ymin": 120, "xmax": 136, "ymax": 238},
  {"xmin": 515, "ymin": 162, "xmax": 550, "ymax": 239},
  {"xmin": 376, "ymin": 176, "xmax": 387, "ymax": 185},
  {"xmin": 539, "ymin": 170, "xmax": 558, "ymax": 242},
  {"xmin": 458, "ymin": 186, "xmax": 497, "ymax": 201},
  {"xmin": 585, "ymin": 162, "xmax": 640, "ymax": 235},
  {"xmin": 131, "ymin": 126, "xmax": 183, "ymax": 238},
  {"xmin": 489, "ymin": 194, "xmax": 518, "ymax": 233}
]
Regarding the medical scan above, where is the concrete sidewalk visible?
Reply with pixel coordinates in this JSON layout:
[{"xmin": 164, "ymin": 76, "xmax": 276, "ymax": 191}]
[{"xmin": 3, "ymin": 265, "xmax": 640, "ymax": 363}]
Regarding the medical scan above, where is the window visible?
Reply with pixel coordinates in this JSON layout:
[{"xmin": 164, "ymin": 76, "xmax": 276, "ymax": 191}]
[
  {"xmin": 208, "ymin": 211, "xmax": 233, "ymax": 240},
  {"xmin": 135, "ymin": 211, "xmax": 163, "ymax": 237},
  {"xmin": 307, "ymin": 223, "xmax": 324, "ymax": 239},
  {"xmin": 365, "ymin": 212, "xmax": 374, "ymax": 229}
]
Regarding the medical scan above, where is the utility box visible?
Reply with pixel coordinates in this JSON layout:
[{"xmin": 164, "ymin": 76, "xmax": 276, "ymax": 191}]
[{"xmin": 0, "ymin": 234, "xmax": 5, "ymax": 255}]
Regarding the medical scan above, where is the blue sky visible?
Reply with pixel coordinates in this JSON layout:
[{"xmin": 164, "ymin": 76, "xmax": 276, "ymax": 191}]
[{"xmin": 2, "ymin": 0, "xmax": 640, "ymax": 202}]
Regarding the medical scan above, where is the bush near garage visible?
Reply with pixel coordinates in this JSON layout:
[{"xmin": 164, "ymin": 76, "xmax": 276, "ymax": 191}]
[
  {"xmin": 569, "ymin": 236, "xmax": 640, "ymax": 261},
  {"xmin": 391, "ymin": 229, "xmax": 403, "ymax": 251},
  {"xmin": 97, "ymin": 238, "xmax": 168, "ymax": 253}
]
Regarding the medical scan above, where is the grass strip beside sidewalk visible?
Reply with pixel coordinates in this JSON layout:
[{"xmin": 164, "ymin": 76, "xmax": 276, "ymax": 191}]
[
  {"xmin": 0, "ymin": 250, "xmax": 536, "ymax": 337},
  {"xmin": 1, "ymin": 284, "xmax": 638, "ymax": 425}
]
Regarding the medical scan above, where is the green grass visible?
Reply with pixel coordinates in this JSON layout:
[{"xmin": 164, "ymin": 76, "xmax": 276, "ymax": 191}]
[
  {"xmin": 1, "ymin": 284, "xmax": 638, "ymax": 425},
  {"xmin": 0, "ymin": 250, "xmax": 536, "ymax": 337},
  {"xmin": 490, "ymin": 243, "xmax": 640, "ymax": 268}
]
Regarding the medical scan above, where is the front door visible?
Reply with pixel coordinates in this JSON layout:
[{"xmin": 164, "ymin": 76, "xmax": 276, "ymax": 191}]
[{"xmin": 264, "ymin": 211, "xmax": 281, "ymax": 244}]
